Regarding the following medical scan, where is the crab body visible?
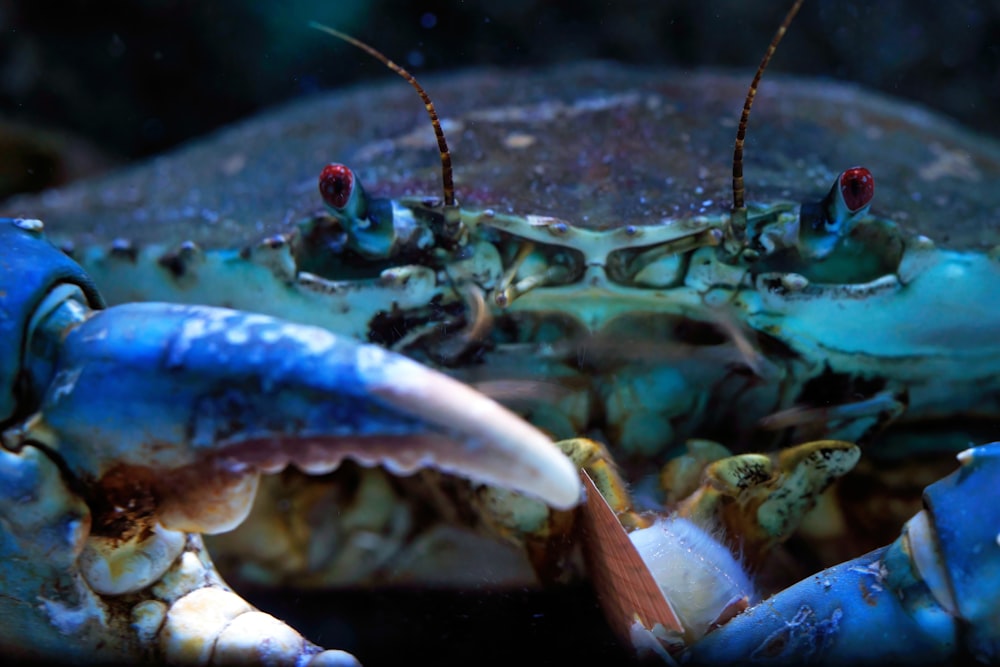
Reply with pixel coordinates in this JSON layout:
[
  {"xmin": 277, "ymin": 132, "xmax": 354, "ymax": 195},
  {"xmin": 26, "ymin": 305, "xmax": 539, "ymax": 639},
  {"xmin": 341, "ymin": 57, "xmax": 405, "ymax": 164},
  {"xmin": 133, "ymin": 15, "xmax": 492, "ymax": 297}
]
[
  {"xmin": 4, "ymin": 60, "xmax": 1000, "ymax": 664},
  {"xmin": 12, "ymin": 63, "xmax": 1000, "ymax": 462}
]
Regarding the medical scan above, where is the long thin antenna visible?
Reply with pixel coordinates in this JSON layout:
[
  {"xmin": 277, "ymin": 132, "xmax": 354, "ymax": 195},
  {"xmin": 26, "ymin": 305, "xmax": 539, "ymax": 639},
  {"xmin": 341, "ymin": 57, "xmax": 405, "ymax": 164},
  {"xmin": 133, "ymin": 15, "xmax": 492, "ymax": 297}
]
[
  {"xmin": 310, "ymin": 22, "xmax": 456, "ymax": 207},
  {"xmin": 730, "ymin": 0, "xmax": 805, "ymax": 239}
]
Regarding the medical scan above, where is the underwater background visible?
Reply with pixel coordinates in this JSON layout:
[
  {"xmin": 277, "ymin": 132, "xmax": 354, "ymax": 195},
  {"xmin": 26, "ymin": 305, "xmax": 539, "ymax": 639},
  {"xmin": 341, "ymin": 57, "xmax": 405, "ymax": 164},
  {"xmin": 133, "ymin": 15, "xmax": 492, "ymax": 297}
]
[{"xmin": 1, "ymin": 0, "xmax": 997, "ymax": 200}]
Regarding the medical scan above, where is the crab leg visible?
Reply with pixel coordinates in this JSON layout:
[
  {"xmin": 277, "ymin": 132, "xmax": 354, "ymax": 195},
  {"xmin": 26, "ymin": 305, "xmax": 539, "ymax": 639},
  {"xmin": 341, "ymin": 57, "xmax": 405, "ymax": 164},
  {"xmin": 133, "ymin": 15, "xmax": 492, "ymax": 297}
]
[{"xmin": 682, "ymin": 443, "xmax": 1000, "ymax": 665}]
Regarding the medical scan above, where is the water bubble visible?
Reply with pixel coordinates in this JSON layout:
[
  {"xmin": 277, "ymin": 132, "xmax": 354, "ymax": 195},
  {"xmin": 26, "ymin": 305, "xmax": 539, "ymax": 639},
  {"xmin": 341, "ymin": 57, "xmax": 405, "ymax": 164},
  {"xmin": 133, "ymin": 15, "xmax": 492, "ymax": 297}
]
[
  {"xmin": 108, "ymin": 34, "xmax": 126, "ymax": 58},
  {"xmin": 407, "ymin": 50, "xmax": 425, "ymax": 68},
  {"xmin": 420, "ymin": 13, "xmax": 437, "ymax": 29}
]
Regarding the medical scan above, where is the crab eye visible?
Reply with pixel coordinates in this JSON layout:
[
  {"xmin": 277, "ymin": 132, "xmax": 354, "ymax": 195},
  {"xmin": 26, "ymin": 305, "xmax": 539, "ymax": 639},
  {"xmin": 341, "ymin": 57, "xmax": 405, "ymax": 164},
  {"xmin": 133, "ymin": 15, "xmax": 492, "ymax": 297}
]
[
  {"xmin": 839, "ymin": 166, "xmax": 874, "ymax": 213},
  {"xmin": 319, "ymin": 163, "xmax": 354, "ymax": 210}
]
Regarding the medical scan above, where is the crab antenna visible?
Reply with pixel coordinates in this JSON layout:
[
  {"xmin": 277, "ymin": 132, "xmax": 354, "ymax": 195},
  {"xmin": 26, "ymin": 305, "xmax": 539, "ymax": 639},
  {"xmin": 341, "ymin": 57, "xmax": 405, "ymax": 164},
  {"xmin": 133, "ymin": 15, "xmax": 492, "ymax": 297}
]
[
  {"xmin": 310, "ymin": 22, "xmax": 456, "ymax": 207},
  {"xmin": 730, "ymin": 0, "xmax": 805, "ymax": 238}
]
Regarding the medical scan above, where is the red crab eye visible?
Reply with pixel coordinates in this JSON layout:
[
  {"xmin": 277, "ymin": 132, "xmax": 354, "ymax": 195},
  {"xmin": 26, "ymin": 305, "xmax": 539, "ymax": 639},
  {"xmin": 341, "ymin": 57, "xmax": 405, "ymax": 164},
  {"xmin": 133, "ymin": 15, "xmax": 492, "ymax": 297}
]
[
  {"xmin": 839, "ymin": 166, "xmax": 874, "ymax": 213},
  {"xmin": 319, "ymin": 163, "xmax": 354, "ymax": 209}
]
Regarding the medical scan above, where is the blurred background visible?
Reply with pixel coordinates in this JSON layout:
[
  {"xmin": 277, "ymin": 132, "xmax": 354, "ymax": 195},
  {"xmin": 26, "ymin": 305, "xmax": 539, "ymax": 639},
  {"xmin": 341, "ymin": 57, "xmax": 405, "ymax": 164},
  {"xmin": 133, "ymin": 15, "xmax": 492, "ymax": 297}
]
[{"xmin": 1, "ymin": 0, "xmax": 998, "ymax": 200}]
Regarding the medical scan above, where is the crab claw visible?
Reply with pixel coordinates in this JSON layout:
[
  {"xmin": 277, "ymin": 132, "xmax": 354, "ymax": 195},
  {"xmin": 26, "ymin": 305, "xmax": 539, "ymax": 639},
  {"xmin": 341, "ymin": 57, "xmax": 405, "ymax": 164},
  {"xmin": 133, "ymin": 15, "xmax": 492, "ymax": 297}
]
[
  {"xmin": 7, "ymin": 302, "xmax": 581, "ymax": 537},
  {"xmin": 683, "ymin": 443, "xmax": 1000, "ymax": 665}
]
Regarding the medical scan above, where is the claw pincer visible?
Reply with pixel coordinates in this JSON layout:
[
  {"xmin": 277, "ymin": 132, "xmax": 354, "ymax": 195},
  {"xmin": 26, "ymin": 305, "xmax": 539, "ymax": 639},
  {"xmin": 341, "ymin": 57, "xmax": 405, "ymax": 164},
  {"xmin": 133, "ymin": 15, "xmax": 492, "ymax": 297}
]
[
  {"xmin": 0, "ymin": 217, "xmax": 579, "ymax": 662},
  {"xmin": 683, "ymin": 443, "xmax": 1000, "ymax": 665}
]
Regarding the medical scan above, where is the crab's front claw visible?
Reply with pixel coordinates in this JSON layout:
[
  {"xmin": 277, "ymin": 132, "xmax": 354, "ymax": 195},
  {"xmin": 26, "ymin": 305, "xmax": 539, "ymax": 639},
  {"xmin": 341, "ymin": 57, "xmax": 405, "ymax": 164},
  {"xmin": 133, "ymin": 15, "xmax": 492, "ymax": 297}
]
[
  {"xmin": 10, "ymin": 301, "xmax": 580, "ymax": 536},
  {"xmin": 683, "ymin": 443, "xmax": 1000, "ymax": 665},
  {"xmin": 0, "ymin": 217, "xmax": 581, "ymax": 663}
]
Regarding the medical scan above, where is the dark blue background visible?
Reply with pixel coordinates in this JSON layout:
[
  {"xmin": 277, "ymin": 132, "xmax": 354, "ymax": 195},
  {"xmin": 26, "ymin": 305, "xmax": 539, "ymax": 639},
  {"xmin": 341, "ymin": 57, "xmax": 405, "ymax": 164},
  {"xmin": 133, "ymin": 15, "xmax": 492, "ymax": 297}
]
[{"xmin": 2, "ymin": 0, "xmax": 996, "ymax": 162}]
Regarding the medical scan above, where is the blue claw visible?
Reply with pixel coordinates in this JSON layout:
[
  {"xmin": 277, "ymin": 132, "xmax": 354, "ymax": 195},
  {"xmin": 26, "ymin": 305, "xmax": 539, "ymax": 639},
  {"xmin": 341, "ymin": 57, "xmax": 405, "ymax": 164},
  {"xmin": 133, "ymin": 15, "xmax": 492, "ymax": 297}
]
[
  {"xmin": 1, "ymin": 218, "xmax": 580, "ymax": 538},
  {"xmin": 29, "ymin": 303, "xmax": 578, "ymax": 512},
  {"xmin": 684, "ymin": 443, "xmax": 1000, "ymax": 665},
  {"xmin": 682, "ymin": 546, "xmax": 955, "ymax": 665}
]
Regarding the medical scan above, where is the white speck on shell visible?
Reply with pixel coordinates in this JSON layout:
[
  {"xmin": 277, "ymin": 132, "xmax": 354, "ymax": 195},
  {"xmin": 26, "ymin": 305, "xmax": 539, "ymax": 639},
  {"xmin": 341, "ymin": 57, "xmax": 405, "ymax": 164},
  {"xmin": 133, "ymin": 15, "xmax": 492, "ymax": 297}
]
[
  {"xmin": 275, "ymin": 322, "xmax": 337, "ymax": 356},
  {"xmin": 49, "ymin": 368, "xmax": 82, "ymax": 404},
  {"xmin": 225, "ymin": 328, "xmax": 250, "ymax": 345}
]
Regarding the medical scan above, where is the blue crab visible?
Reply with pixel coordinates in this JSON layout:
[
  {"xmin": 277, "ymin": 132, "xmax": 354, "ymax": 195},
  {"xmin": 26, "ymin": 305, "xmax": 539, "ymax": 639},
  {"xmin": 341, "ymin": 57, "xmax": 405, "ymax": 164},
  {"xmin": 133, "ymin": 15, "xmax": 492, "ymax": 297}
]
[{"xmin": 3, "ymin": 3, "xmax": 1000, "ymax": 664}]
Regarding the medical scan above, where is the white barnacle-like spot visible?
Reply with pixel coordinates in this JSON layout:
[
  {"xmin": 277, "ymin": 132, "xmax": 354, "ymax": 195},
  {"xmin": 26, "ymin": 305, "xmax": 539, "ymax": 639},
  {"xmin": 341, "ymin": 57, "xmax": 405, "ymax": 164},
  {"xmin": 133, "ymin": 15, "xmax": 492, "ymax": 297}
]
[
  {"xmin": 629, "ymin": 516, "xmax": 756, "ymax": 639},
  {"xmin": 13, "ymin": 217, "xmax": 44, "ymax": 232}
]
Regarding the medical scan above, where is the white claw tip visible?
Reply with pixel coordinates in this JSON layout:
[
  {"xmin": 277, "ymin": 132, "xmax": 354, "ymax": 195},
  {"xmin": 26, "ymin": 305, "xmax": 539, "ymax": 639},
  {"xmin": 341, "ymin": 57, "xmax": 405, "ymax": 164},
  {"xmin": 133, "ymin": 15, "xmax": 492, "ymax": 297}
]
[{"xmin": 362, "ymin": 351, "xmax": 582, "ymax": 509}]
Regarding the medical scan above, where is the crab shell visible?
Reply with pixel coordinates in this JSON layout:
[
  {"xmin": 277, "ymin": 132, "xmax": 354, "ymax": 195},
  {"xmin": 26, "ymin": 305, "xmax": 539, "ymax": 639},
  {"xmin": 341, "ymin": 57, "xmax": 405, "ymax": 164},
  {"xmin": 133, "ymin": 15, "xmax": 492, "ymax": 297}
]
[
  {"xmin": 9, "ymin": 62, "xmax": 999, "ymax": 252},
  {"xmin": 10, "ymin": 61, "xmax": 1000, "ymax": 469}
]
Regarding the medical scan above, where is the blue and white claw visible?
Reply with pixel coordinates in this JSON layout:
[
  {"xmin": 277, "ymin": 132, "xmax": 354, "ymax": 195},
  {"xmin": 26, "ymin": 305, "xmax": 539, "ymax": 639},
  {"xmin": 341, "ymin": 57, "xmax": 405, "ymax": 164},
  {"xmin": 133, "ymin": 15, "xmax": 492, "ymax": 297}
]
[
  {"xmin": 15, "ymin": 302, "xmax": 581, "ymax": 531},
  {"xmin": 683, "ymin": 442, "xmax": 1000, "ymax": 666},
  {"xmin": 0, "ymin": 218, "xmax": 581, "ymax": 663}
]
